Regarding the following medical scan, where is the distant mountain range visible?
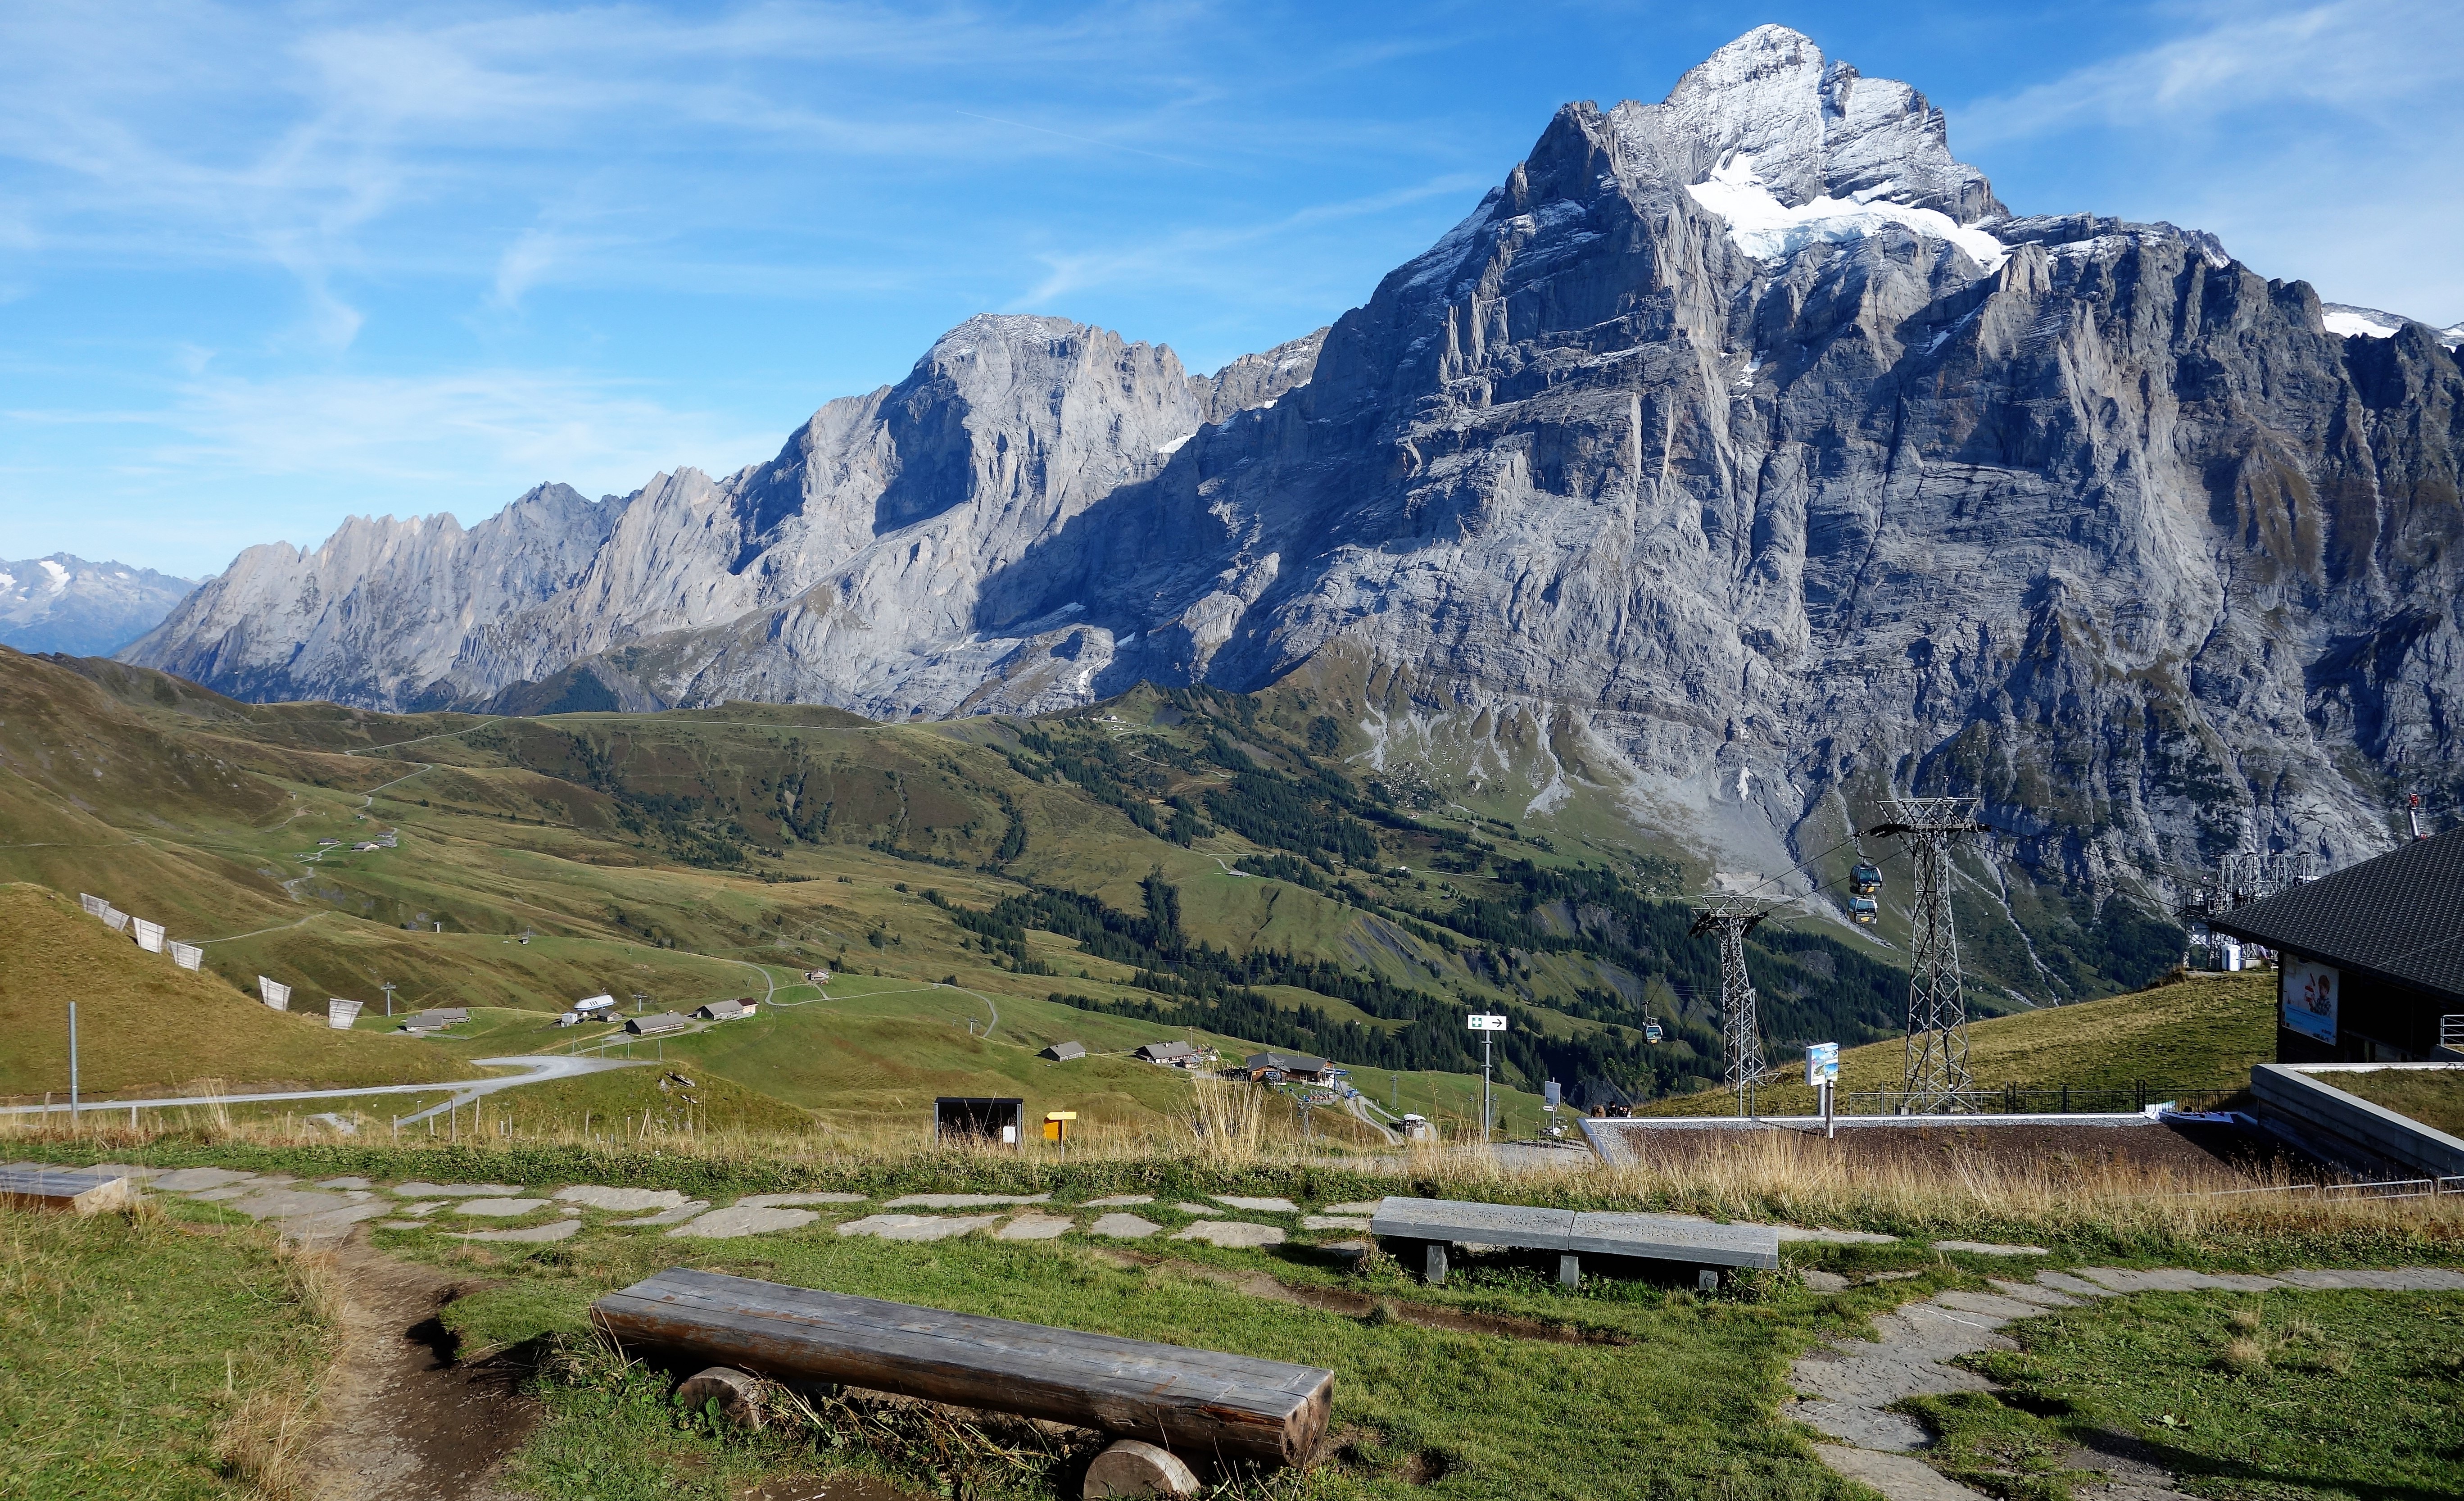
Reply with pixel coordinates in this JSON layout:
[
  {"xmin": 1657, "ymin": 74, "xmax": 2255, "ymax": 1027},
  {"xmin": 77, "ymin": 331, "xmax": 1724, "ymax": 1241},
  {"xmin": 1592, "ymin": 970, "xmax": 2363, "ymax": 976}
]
[
  {"xmin": 120, "ymin": 24, "xmax": 2460, "ymax": 910},
  {"xmin": 0, "ymin": 555, "xmax": 193, "ymax": 656}
]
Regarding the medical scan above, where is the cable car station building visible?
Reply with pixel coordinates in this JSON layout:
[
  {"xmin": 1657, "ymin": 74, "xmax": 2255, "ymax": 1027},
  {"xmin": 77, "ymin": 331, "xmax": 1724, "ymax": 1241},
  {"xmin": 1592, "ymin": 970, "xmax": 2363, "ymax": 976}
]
[{"xmin": 2209, "ymin": 827, "xmax": 2464, "ymax": 1063}]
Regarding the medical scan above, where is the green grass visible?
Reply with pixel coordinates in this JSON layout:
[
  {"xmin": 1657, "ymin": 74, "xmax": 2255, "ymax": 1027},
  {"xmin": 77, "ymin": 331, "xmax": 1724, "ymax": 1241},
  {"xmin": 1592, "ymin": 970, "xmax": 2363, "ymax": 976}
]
[
  {"xmin": 426, "ymin": 1216, "xmax": 1867, "ymax": 1501},
  {"xmin": 1643, "ymin": 973, "xmax": 2277, "ymax": 1116},
  {"xmin": 0, "ymin": 881, "xmax": 463, "ymax": 1100},
  {"xmin": 1911, "ymin": 1289, "xmax": 2464, "ymax": 1501},
  {"xmin": 0, "ymin": 1202, "xmax": 333, "ymax": 1499},
  {"xmin": 2326, "ymin": 1069, "xmax": 2464, "ymax": 1137}
]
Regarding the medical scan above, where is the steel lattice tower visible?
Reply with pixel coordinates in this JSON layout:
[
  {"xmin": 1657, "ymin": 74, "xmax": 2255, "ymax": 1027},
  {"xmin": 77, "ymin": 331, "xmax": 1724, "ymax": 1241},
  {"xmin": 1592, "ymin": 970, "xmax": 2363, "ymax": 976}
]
[
  {"xmin": 1690, "ymin": 894, "xmax": 1775, "ymax": 1117},
  {"xmin": 1867, "ymin": 797, "xmax": 1990, "ymax": 1113}
]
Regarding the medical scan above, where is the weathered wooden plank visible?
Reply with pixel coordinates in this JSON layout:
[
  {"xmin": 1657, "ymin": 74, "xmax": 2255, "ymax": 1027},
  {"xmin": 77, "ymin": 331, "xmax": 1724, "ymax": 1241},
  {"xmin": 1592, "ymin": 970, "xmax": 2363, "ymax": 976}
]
[
  {"xmin": 0, "ymin": 1166, "xmax": 136, "ymax": 1215},
  {"xmin": 592, "ymin": 1268, "xmax": 1332, "ymax": 1469},
  {"xmin": 1368, "ymin": 1196, "xmax": 1780, "ymax": 1270}
]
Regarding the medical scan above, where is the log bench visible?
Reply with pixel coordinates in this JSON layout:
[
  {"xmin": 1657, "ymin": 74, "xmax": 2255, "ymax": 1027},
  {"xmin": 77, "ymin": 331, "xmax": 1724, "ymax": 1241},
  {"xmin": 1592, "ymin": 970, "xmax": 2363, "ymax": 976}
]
[
  {"xmin": 1368, "ymin": 1196, "xmax": 1779, "ymax": 1288},
  {"xmin": 593, "ymin": 1268, "xmax": 1333, "ymax": 1472},
  {"xmin": 0, "ymin": 1164, "xmax": 137, "ymax": 1215}
]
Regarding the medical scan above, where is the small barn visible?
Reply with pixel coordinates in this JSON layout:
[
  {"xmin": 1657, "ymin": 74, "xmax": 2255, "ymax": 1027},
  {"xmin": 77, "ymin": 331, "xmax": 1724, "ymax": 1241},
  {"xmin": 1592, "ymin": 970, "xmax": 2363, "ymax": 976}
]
[
  {"xmin": 694, "ymin": 998, "xmax": 756, "ymax": 1021},
  {"xmin": 1136, "ymin": 1040, "xmax": 1202, "ymax": 1066},
  {"xmin": 1246, "ymin": 1049, "xmax": 1330, "ymax": 1082},
  {"xmin": 2210, "ymin": 827, "xmax": 2464, "ymax": 1062},
  {"xmin": 626, "ymin": 1011, "xmax": 690, "ymax": 1036},
  {"xmin": 399, "ymin": 1007, "xmax": 470, "ymax": 1032},
  {"xmin": 1039, "ymin": 1040, "xmax": 1087, "ymax": 1062}
]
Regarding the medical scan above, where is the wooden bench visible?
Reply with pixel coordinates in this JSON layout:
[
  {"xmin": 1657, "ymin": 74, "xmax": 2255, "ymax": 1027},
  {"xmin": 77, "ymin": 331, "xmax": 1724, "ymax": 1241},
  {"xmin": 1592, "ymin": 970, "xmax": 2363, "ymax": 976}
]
[
  {"xmin": 0, "ymin": 1164, "xmax": 137, "ymax": 1215},
  {"xmin": 1369, "ymin": 1196, "xmax": 1780, "ymax": 1288},
  {"xmin": 593, "ymin": 1268, "xmax": 1333, "ymax": 1471}
]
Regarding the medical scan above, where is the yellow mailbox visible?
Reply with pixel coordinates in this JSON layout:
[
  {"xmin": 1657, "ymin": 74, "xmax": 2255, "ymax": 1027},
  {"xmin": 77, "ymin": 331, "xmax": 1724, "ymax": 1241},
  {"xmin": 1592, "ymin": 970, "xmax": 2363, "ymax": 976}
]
[{"xmin": 1042, "ymin": 1110, "xmax": 1077, "ymax": 1143}]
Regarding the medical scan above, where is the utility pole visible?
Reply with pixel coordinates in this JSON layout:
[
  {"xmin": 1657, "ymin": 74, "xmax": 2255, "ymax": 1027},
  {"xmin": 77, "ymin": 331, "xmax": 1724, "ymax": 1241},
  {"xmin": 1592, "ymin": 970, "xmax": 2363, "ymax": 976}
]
[
  {"xmin": 1690, "ymin": 895, "xmax": 1777, "ymax": 1117},
  {"xmin": 1866, "ymin": 798, "xmax": 1993, "ymax": 1113},
  {"xmin": 67, "ymin": 1002, "xmax": 78, "ymax": 1120},
  {"xmin": 381, "ymin": 981, "xmax": 396, "ymax": 1018}
]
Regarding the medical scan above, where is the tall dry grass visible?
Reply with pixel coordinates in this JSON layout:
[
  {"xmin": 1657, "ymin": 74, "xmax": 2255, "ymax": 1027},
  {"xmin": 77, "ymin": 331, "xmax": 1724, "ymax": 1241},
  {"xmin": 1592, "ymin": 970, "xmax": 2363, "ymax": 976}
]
[
  {"xmin": 9, "ymin": 1102, "xmax": 2459, "ymax": 1259},
  {"xmin": 212, "ymin": 1235, "xmax": 338, "ymax": 1498}
]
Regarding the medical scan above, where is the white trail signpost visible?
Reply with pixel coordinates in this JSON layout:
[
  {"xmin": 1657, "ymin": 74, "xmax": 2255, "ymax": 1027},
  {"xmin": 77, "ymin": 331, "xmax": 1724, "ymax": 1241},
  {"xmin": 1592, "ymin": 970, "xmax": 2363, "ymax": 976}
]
[{"xmin": 1467, "ymin": 1013, "xmax": 1506, "ymax": 1141}]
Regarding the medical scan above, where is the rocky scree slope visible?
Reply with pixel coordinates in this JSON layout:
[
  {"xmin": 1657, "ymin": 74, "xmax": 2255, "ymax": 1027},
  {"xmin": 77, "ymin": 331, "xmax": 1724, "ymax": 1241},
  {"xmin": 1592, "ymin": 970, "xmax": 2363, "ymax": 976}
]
[{"xmin": 125, "ymin": 24, "xmax": 2460, "ymax": 898}]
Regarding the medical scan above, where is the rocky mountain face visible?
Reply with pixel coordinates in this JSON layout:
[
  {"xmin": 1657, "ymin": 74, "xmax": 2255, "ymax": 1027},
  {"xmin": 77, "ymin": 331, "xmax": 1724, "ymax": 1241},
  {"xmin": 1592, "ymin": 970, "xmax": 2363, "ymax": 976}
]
[
  {"xmin": 0, "ymin": 555, "xmax": 193, "ymax": 656},
  {"xmin": 127, "ymin": 24, "xmax": 2460, "ymax": 922}
]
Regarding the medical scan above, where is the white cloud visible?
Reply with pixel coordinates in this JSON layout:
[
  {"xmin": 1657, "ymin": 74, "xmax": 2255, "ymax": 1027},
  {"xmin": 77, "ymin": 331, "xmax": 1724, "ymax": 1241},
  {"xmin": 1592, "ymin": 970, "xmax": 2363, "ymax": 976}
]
[{"xmin": 152, "ymin": 367, "xmax": 786, "ymax": 501}]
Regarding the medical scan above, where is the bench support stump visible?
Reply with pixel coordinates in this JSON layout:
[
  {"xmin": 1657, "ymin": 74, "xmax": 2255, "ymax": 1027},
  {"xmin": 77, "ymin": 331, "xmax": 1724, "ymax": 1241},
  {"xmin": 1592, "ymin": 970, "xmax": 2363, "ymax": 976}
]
[
  {"xmin": 1558, "ymin": 1253, "xmax": 1581, "ymax": 1288},
  {"xmin": 1085, "ymin": 1438, "xmax": 1200, "ymax": 1498},
  {"xmin": 1697, "ymin": 1268, "xmax": 1719, "ymax": 1292},
  {"xmin": 1422, "ymin": 1240, "xmax": 1448, "ymax": 1287}
]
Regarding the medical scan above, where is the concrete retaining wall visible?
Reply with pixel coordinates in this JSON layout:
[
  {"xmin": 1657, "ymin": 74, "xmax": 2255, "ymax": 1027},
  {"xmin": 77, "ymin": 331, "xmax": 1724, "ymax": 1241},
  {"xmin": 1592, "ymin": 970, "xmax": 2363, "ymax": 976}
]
[{"xmin": 2249, "ymin": 1063, "xmax": 2464, "ymax": 1179}]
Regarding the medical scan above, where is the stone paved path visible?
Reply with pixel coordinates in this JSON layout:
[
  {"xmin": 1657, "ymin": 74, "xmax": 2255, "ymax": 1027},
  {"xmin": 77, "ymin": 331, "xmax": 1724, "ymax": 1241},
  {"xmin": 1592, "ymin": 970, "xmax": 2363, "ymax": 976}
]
[{"xmin": 1793, "ymin": 1264, "xmax": 2464, "ymax": 1500}]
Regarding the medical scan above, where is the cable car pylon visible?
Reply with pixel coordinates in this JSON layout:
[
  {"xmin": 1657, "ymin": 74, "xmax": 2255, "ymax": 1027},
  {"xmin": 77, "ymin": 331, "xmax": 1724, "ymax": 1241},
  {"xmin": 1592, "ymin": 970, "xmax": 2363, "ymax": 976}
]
[
  {"xmin": 1864, "ymin": 796, "xmax": 1994, "ymax": 1113},
  {"xmin": 1689, "ymin": 892, "xmax": 1785, "ymax": 1117}
]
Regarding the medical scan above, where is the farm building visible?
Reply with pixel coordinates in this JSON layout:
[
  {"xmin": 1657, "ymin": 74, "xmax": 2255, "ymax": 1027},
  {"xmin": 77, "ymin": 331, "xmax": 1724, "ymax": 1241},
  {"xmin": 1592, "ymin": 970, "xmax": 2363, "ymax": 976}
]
[
  {"xmin": 1245, "ymin": 1050, "xmax": 1330, "ymax": 1082},
  {"xmin": 694, "ymin": 998, "xmax": 756, "ymax": 1021},
  {"xmin": 626, "ymin": 1011, "xmax": 691, "ymax": 1036},
  {"xmin": 399, "ymin": 1007, "xmax": 469, "ymax": 1032},
  {"xmin": 1039, "ymin": 1041, "xmax": 1087, "ymax": 1062},
  {"xmin": 2210, "ymin": 826, "xmax": 2463, "ymax": 1063},
  {"xmin": 1136, "ymin": 1040, "xmax": 1207, "ymax": 1066}
]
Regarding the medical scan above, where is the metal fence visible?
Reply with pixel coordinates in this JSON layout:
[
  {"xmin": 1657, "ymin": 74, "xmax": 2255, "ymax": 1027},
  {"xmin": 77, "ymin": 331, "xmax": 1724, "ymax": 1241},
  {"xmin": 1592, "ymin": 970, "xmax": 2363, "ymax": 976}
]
[
  {"xmin": 2442, "ymin": 1013, "xmax": 2464, "ymax": 1048},
  {"xmin": 1835, "ymin": 1082, "xmax": 2247, "ymax": 1116}
]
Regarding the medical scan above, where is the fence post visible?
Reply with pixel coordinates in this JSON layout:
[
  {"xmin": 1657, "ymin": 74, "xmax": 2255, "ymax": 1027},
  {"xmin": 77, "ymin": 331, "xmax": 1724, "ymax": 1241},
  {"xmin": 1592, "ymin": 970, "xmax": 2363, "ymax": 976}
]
[{"xmin": 2061, "ymin": 1084, "xmax": 2070, "ymax": 1114}]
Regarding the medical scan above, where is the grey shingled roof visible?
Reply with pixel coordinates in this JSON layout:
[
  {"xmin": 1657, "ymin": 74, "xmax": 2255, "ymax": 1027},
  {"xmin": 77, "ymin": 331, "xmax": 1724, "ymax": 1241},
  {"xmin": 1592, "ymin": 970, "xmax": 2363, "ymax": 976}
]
[{"xmin": 2210, "ymin": 828, "xmax": 2464, "ymax": 1001}]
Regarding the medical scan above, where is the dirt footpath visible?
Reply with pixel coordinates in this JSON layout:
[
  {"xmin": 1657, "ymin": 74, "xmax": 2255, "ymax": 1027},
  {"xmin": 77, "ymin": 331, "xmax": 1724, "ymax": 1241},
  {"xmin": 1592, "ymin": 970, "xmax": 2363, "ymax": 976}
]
[{"xmin": 301, "ymin": 1233, "xmax": 538, "ymax": 1501}]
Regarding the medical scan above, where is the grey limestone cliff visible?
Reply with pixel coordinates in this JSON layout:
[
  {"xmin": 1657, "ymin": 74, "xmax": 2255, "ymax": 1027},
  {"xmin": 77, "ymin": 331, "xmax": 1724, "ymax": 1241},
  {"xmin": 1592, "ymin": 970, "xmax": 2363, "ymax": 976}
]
[{"xmin": 127, "ymin": 25, "xmax": 2461, "ymax": 905}]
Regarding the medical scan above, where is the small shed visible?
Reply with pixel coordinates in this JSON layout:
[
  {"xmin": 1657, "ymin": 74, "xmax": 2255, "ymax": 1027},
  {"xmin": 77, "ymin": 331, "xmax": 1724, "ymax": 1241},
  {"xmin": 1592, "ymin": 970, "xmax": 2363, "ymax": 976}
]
[
  {"xmin": 2210, "ymin": 826, "xmax": 2464, "ymax": 1061},
  {"xmin": 626, "ymin": 1011, "xmax": 690, "ymax": 1036},
  {"xmin": 1040, "ymin": 1040, "xmax": 1087, "ymax": 1062},
  {"xmin": 695, "ymin": 998, "xmax": 755, "ymax": 1021},
  {"xmin": 1137, "ymin": 1040, "xmax": 1200, "ymax": 1065},
  {"xmin": 935, "ymin": 1097, "xmax": 1024, "ymax": 1146}
]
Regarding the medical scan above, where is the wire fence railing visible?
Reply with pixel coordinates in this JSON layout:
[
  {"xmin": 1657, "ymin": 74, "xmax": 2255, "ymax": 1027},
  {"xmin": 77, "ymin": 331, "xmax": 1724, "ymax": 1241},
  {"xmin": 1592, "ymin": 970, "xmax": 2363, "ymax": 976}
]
[{"xmin": 1832, "ymin": 1082, "xmax": 2248, "ymax": 1116}]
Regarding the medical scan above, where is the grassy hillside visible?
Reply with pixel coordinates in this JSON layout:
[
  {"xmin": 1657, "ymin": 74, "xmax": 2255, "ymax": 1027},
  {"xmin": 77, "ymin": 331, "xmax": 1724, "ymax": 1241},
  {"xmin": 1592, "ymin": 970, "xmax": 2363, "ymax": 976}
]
[
  {"xmin": 1641, "ymin": 972, "xmax": 2277, "ymax": 1116},
  {"xmin": 0, "ymin": 883, "xmax": 462, "ymax": 1099},
  {"xmin": 0, "ymin": 644, "xmax": 2185, "ymax": 1121}
]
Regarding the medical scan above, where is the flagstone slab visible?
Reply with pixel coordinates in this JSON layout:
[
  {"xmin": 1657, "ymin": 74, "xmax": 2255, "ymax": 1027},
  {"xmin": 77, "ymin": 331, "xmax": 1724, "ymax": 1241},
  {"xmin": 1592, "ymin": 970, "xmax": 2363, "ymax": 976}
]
[
  {"xmin": 556, "ymin": 1186, "xmax": 690, "ymax": 1212},
  {"xmin": 834, "ymin": 1213, "xmax": 999, "ymax": 1242},
  {"xmin": 1931, "ymin": 1240, "xmax": 2048, "ymax": 1256},
  {"xmin": 882, "ymin": 1193, "xmax": 1050, "ymax": 1208},
  {"xmin": 1214, "ymin": 1195, "xmax": 1298, "ymax": 1213},
  {"xmin": 1081, "ymin": 1195, "xmax": 1154, "ymax": 1208},
  {"xmin": 994, "ymin": 1214, "xmax": 1073, "ymax": 1241},
  {"xmin": 1090, "ymin": 1213, "xmax": 1161, "ymax": 1239},
  {"xmin": 151, "ymin": 1168, "xmax": 254, "ymax": 1193},
  {"xmin": 457, "ymin": 1198, "xmax": 554, "ymax": 1217},
  {"xmin": 394, "ymin": 1181, "xmax": 522, "ymax": 1198},
  {"xmin": 454, "ymin": 1219, "xmax": 583, "ymax": 1243},
  {"xmin": 1173, "ymin": 1220, "xmax": 1286, "ymax": 1249},
  {"xmin": 668, "ymin": 1206, "xmax": 820, "ymax": 1238},
  {"xmin": 737, "ymin": 1193, "xmax": 868, "ymax": 1208}
]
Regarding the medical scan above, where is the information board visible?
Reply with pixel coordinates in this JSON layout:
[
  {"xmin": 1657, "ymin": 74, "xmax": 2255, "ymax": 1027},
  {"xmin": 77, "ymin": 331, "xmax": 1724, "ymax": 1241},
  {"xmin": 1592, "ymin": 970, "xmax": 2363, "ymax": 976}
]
[{"xmin": 2281, "ymin": 958, "xmax": 2338, "ymax": 1044}]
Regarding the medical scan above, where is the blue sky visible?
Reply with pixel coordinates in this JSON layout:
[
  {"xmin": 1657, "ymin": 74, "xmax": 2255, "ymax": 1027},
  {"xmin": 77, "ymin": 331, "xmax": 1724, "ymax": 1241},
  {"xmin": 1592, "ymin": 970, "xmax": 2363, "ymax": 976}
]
[{"xmin": 3, "ymin": 0, "xmax": 2458, "ymax": 579}]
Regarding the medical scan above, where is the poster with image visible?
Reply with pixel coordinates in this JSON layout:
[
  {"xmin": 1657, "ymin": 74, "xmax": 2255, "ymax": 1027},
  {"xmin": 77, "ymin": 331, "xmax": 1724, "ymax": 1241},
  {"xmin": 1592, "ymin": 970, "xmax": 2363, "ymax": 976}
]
[{"xmin": 2282, "ymin": 958, "xmax": 2339, "ymax": 1043}]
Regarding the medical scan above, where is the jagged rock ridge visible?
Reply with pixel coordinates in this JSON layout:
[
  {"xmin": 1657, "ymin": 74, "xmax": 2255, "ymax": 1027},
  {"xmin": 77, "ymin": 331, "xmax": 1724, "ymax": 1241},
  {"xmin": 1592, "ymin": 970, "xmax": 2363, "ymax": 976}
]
[{"xmin": 127, "ymin": 24, "xmax": 2460, "ymax": 902}]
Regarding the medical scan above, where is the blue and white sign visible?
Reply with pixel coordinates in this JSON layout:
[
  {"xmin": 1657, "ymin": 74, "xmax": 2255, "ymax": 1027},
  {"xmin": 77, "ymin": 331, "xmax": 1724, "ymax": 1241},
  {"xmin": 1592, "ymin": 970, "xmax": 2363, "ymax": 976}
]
[
  {"xmin": 1804, "ymin": 1042, "xmax": 1841, "ymax": 1087},
  {"xmin": 2282, "ymin": 959, "xmax": 2338, "ymax": 1043}
]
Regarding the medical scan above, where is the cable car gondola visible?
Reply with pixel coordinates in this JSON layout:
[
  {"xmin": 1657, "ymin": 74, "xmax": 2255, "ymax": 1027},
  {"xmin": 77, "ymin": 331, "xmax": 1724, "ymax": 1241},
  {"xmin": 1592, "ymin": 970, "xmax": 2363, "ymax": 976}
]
[
  {"xmin": 1642, "ymin": 1020, "xmax": 1664, "ymax": 1043},
  {"xmin": 1850, "ymin": 862, "xmax": 1883, "ymax": 895},
  {"xmin": 1848, "ymin": 894, "xmax": 1880, "ymax": 925}
]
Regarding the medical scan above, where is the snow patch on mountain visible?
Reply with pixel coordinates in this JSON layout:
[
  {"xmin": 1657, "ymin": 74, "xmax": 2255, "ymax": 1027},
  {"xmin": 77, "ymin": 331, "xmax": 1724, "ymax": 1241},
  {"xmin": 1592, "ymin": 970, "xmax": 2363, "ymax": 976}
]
[
  {"xmin": 2323, "ymin": 302, "xmax": 2464, "ymax": 348},
  {"xmin": 1685, "ymin": 154, "xmax": 2008, "ymax": 270}
]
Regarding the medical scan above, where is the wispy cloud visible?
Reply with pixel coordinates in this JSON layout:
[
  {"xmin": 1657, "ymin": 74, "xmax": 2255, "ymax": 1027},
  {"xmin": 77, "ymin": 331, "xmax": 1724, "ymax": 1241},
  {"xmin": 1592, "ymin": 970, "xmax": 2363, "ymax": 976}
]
[{"xmin": 1961, "ymin": 0, "xmax": 2461, "ymax": 143}]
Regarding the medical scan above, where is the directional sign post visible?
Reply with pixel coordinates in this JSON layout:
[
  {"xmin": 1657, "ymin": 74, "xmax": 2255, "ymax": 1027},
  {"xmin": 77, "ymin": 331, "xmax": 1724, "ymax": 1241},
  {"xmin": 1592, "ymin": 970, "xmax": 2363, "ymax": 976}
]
[
  {"xmin": 1466, "ymin": 1014, "xmax": 1506, "ymax": 1141},
  {"xmin": 1805, "ymin": 1043, "xmax": 1841, "ymax": 1138}
]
